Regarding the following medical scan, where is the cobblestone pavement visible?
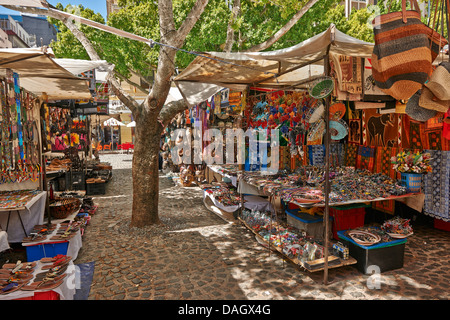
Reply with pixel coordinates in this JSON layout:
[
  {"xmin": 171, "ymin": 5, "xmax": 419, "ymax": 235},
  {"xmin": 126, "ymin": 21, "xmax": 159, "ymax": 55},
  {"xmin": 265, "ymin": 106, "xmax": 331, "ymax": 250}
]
[{"xmin": 73, "ymin": 153, "xmax": 450, "ymax": 300}]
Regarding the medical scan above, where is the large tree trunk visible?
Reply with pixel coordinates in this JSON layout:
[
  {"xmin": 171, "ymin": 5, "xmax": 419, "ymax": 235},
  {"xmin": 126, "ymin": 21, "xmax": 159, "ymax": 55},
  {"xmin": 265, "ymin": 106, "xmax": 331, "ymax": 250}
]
[{"xmin": 131, "ymin": 114, "xmax": 163, "ymax": 226}]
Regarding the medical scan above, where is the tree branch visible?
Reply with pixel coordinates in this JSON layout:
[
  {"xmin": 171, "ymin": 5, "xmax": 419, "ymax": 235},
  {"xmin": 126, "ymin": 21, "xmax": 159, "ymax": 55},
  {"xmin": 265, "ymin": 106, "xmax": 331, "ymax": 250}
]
[
  {"xmin": 224, "ymin": 0, "xmax": 241, "ymax": 53},
  {"xmin": 243, "ymin": 0, "xmax": 319, "ymax": 52},
  {"xmin": 175, "ymin": 0, "xmax": 210, "ymax": 47},
  {"xmin": 158, "ymin": 99, "xmax": 189, "ymax": 127}
]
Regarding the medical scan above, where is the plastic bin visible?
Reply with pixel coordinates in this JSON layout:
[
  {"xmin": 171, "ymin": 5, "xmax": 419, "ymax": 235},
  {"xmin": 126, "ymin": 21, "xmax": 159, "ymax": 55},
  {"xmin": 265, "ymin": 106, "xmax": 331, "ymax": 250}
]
[
  {"xmin": 337, "ymin": 230, "xmax": 407, "ymax": 274},
  {"xmin": 285, "ymin": 209, "xmax": 332, "ymax": 240},
  {"xmin": 330, "ymin": 204, "xmax": 367, "ymax": 240},
  {"xmin": 434, "ymin": 218, "xmax": 450, "ymax": 232},
  {"xmin": 86, "ymin": 182, "xmax": 106, "ymax": 195},
  {"xmin": 26, "ymin": 241, "xmax": 69, "ymax": 262},
  {"xmin": 14, "ymin": 291, "xmax": 60, "ymax": 300},
  {"xmin": 400, "ymin": 172, "xmax": 422, "ymax": 193},
  {"xmin": 70, "ymin": 171, "xmax": 86, "ymax": 191}
]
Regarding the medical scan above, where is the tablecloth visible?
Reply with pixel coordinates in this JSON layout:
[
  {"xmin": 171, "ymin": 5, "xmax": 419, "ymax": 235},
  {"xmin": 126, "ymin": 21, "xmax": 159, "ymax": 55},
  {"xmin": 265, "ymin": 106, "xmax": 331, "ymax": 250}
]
[
  {"xmin": 0, "ymin": 231, "xmax": 10, "ymax": 253},
  {"xmin": 203, "ymin": 190, "xmax": 240, "ymax": 213},
  {"xmin": 22, "ymin": 222, "xmax": 82, "ymax": 260},
  {"xmin": 0, "ymin": 260, "xmax": 76, "ymax": 300},
  {"xmin": 243, "ymin": 195, "xmax": 273, "ymax": 212},
  {"xmin": 0, "ymin": 191, "xmax": 47, "ymax": 243}
]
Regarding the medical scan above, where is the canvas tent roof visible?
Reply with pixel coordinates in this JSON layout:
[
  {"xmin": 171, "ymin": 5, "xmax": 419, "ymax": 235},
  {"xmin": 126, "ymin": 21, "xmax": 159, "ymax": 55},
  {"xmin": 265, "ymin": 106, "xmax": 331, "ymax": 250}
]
[
  {"xmin": 174, "ymin": 24, "xmax": 374, "ymax": 102},
  {"xmin": 0, "ymin": 47, "xmax": 93, "ymax": 100}
]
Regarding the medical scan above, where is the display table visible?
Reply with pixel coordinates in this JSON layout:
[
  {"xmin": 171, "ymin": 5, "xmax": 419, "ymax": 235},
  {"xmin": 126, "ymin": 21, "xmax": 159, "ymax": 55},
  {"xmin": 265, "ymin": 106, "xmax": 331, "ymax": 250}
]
[
  {"xmin": 0, "ymin": 191, "xmax": 47, "ymax": 243},
  {"xmin": 203, "ymin": 190, "xmax": 240, "ymax": 213},
  {"xmin": 22, "ymin": 209, "xmax": 83, "ymax": 261},
  {"xmin": 1, "ymin": 260, "xmax": 76, "ymax": 300},
  {"xmin": 206, "ymin": 165, "xmax": 238, "ymax": 187}
]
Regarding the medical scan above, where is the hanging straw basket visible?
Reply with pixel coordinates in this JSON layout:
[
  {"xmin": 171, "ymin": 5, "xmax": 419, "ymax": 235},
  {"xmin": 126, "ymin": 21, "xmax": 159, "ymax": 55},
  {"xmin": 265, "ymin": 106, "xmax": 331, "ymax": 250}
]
[
  {"xmin": 309, "ymin": 77, "xmax": 334, "ymax": 99},
  {"xmin": 49, "ymin": 197, "xmax": 82, "ymax": 220}
]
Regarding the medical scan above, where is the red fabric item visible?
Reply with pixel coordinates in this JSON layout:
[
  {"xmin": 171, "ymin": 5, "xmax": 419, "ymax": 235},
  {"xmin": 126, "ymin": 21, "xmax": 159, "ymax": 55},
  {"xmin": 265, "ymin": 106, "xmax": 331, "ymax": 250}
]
[{"xmin": 444, "ymin": 110, "xmax": 450, "ymax": 140}]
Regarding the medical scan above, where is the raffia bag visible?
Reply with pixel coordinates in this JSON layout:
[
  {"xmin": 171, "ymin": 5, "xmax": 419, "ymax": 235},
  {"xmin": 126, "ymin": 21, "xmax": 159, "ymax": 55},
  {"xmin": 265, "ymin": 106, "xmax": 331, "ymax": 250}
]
[{"xmin": 371, "ymin": 0, "xmax": 447, "ymax": 101}]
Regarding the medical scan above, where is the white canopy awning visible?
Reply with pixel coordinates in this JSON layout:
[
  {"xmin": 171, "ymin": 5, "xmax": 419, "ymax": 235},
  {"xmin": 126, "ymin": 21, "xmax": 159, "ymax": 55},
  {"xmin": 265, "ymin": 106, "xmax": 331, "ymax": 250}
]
[
  {"xmin": 53, "ymin": 58, "xmax": 113, "ymax": 75},
  {"xmin": 0, "ymin": 47, "xmax": 92, "ymax": 100},
  {"xmin": 0, "ymin": 0, "xmax": 48, "ymax": 8},
  {"xmin": 104, "ymin": 117, "xmax": 125, "ymax": 127},
  {"xmin": 174, "ymin": 24, "xmax": 374, "ymax": 95}
]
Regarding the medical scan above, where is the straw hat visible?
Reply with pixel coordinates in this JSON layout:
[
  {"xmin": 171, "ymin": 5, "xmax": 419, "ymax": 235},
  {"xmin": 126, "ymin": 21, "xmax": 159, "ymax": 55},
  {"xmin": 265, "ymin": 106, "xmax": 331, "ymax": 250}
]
[
  {"xmin": 425, "ymin": 62, "xmax": 450, "ymax": 101},
  {"xmin": 406, "ymin": 90, "xmax": 437, "ymax": 122},
  {"xmin": 419, "ymin": 86, "xmax": 450, "ymax": 113}
]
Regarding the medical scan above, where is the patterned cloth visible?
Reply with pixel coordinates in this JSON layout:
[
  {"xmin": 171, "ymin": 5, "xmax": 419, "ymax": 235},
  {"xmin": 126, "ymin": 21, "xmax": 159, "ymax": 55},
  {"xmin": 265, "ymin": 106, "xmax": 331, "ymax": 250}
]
[
  {"xmin": 345, "ymin": 143, "xmax": 358, "ymax": 167},
  {"xmin": 308, "ymin": 145, "xmax": 325, "ymax": 166},
  {"xmin": 374, "ymin": 146, "xmax": 399, "ymax": 179},
  {"xmin": 423, "ymin": 150, "xmax": 450, "ymax": 222},
  {"xmin": 356, "ymin": 145, "xmax": 375, "ymax": 172},
  {"xmin": 401, "ymin": 115, "xmax": 450, "ymax": 151},
  {"xmin": 372, "ymin": 146, "xmax": 399, "ymax": 214},
  {"xmin": 330, "ymin": 143, "xmax": 345, "ymax": 167}
]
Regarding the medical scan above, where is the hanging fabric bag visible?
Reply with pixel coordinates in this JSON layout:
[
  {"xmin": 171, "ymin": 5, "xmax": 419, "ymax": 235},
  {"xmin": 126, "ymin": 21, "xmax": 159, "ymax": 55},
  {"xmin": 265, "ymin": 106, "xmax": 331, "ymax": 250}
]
[{"xmin": 371, "ymin": 0, "xmax": 445, "ymax": 100}]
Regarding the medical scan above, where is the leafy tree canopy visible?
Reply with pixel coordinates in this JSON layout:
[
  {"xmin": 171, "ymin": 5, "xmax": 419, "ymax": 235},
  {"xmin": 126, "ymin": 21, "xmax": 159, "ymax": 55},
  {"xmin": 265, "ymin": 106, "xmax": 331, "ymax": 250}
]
[{"xmin": 49, "ymin": 0, "xmax": 384, "ymax": 77}]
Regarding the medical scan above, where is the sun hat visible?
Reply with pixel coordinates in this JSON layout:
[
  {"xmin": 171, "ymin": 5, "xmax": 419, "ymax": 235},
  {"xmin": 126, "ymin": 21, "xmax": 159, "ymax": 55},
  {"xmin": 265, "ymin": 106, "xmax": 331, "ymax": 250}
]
[
  {"xmin": 406, "ymin": 90, "xmax": 437, "ymax": 122},
  {"xmin": 425, "ymin": 62, "xmax": 450, "ymax": 101},
  {"xmin": 419, "ymin": 86, "xmax": 450, "ymax": 113}
]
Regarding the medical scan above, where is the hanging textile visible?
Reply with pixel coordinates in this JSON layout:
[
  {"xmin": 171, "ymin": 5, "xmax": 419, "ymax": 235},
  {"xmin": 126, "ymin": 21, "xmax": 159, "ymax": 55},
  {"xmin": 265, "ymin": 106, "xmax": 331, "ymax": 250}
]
[
  {"xmin": 423, "ymin": 150, "xmax": 450, "ymax": 222},
  {"xmin": 329, "ymin": 143, "xmax": 345, "ymax": 167},
  {"xmin": 362, "ymin": 109, "xmax": 399, "ymax": 147},
  {"xmin": 374, "ymin": 146, "xmax": 399, "ymax": 179},
  {"xmin": 356, "ymin": 145, "xmax": 375, "ymax": 172},
  {"xmin": 345, "ymin": 143, "xmax": 358, "ymax": 167},
  {"xmin": 348, "ymin": 119, "xmax": 362, "ymax": 144},
  {"xmin": 308, "ymin": 145, "xmax": 325, "ymax": 167},
  {"xmin": 372, "ymin": 146, "xmax": 399, "ymax": 214},
  {"xmin": 401, "ymin": 115, "xmax": 450, "ymax": 151}
]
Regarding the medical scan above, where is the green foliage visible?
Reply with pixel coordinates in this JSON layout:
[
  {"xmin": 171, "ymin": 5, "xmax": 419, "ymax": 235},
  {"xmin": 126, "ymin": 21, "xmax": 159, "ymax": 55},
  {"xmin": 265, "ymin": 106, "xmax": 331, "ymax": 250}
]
[{"xmin": 49, "ymin": 0, "xmax": 380, "ymax": 78}]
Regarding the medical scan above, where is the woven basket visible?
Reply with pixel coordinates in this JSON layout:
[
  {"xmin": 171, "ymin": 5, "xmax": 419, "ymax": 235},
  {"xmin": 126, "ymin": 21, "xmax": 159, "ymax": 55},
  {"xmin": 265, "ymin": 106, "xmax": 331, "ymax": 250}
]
[{"xmin": 49, "ymin": 197, "xmax": 81, "ymax": 219}]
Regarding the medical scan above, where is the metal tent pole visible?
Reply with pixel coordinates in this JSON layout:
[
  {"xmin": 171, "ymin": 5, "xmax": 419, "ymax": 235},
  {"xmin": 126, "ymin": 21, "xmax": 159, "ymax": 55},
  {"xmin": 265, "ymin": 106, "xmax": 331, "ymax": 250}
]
[{"xmin": 323, "ymin": 41, "xmax": 333, "ymax": 285}]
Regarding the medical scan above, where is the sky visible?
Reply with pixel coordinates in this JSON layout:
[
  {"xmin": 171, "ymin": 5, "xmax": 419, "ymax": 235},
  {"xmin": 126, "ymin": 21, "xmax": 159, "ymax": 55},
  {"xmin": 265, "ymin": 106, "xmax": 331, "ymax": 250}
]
[{"xmin": 0, "ymin": 0, "xmax": 107, "ymax": 20}]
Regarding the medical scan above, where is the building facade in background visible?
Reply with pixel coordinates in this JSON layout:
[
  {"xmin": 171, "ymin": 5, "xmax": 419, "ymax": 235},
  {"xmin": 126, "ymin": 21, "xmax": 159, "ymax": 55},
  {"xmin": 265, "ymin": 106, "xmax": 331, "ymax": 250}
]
[{"xmin": 0, "ymin": 14, "xmax": 57, "ymax": 48}]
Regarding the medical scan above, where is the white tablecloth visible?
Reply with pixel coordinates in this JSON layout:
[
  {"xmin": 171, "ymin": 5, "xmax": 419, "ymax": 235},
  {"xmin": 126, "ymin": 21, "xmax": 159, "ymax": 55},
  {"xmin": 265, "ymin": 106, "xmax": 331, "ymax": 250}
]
[
  {"xmin": 207, "ymin": 165, "xmax": 238, "ymax": 187},
  {"xmin": 244, "ymin": 195, "xmax": 273, "ymax": 212},
  {"xmin": 203, "ymin": 190, "xmax": 240, "ymax": 213},
  {"xmin": 0, "ymin": 191, "xmax": 47, "ymax": 243},
  {"xmin": 0, "ymin": 260, "xmax": 76, "ymax": 300},
  {"xmin": 0, "ymin": 230, "xmax": 10, "ymax": 253}
]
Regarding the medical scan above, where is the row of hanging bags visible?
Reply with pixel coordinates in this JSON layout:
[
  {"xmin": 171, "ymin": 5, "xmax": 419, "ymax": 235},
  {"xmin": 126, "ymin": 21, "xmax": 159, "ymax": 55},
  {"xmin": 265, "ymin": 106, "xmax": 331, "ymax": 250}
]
[{"xmin": 371, "ymin": 0, "xmax": 448, "ymax": 101}]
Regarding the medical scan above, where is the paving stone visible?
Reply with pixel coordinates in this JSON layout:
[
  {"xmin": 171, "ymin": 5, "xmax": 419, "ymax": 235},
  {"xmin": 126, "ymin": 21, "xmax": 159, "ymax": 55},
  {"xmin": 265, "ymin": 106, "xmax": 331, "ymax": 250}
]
[{"xmin": 72, "ymin": 154, "xmax": 450, "ymax": 301}]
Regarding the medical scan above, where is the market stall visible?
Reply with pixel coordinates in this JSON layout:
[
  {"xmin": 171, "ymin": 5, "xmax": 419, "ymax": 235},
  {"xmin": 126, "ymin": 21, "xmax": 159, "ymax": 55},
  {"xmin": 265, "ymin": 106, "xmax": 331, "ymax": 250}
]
[
  {"xmin": 174, "ymin": 23, "xmax": 450, "ymax": 279},
  {"xmin": 0, "ymin": 48, "xmax": 102, "ymax": 298}
]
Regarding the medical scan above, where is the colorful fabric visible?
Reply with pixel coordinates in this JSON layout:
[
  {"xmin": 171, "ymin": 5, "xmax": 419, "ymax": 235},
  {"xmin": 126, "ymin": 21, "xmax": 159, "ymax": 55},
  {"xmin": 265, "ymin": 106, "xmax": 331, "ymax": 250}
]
[
  {"xmin": 372, "ymin": 200, "xmax": 396, "ymax": 215},
  {"xmin": 401, "ymin": 115, "xmax": 450, "ymax": 151},
  {"xmin": 363, "ymin": 109, "xmax": 399, "ymax": 147},
  {"xmin": 329, "ymin": 143, "xmax": 345, "ymax": 167},
  {"xmin": 308, "ymin": 145, "xmax": 325, "ymax": 166},
  {"xmin": 356, "ymin": 145, "xmax": 375, "ymax": 172},
  {"xmin": 374, "ymin": 146, "xmax": 398, "ymax": 179},
  {"xmin": 345, "ymin": 143, "xmax": 358, "ymax": 167},
  {"xmin": 423, "ymin": 150, "xmax": 450, "ymax": 222}
]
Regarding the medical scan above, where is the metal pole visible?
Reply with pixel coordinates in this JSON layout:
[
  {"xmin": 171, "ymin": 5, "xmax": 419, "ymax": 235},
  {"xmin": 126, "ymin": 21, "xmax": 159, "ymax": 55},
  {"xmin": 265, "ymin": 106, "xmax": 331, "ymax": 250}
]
[{"xmin": 323, "ymin": 54, "xmax": 332, "ymax": 285}]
